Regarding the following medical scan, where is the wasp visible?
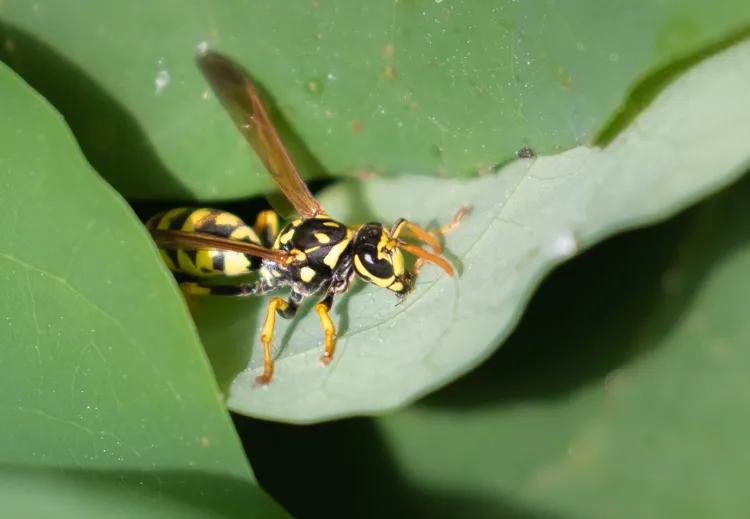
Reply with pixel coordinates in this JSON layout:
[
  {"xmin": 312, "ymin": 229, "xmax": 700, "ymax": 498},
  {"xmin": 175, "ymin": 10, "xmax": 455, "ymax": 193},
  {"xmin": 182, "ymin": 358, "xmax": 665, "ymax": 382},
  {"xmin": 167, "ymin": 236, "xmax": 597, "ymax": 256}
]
[{"xmin": 147, "ymin": 50, "xmax": 467, "ymax": 385}]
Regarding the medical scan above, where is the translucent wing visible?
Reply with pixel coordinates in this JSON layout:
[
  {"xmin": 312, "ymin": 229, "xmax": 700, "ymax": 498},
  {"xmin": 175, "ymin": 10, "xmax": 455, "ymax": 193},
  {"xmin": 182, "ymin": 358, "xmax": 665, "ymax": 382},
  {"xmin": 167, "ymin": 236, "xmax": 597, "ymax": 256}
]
[
  {"xmin": 150, "ymin": 229, "xmax": 290, "ymax": 263},
  {"xmin": 197, "ymin": 50, "xmax": 325, "ymax": 219}
]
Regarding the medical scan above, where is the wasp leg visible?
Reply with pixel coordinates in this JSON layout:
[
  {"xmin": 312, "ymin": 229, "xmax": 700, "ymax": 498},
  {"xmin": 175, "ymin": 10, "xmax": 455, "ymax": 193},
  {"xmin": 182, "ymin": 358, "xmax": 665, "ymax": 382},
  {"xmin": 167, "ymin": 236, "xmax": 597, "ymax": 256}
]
[
  {"xmin": 407, "ymin": 206, "xmax": 470, "ymax": 275},
  {"xmin": 174, "ymin": 279, "xmax": 261, "ymax": 320},
  {"xmin": 179, "ymin": 280, "xmax": 260, "ymax": 297},
  {"xmin": 387, "ymin": 222, "xmax": 455, "ymax": 277},
  {"xmin": 441, "ymin": 204, "xmax": 471, "ymax": 234},
  {"xmin": 252, "ymin": 210, "xmax": 281, "ymax": 247},
  {"xmin": 390, "ymin": 218, "xmax": 442, "ymax": 254},
  {"xmin": 315, "ymin": 292, "xmax": 337, "ymax": 368},
  {"xmin": 391, "ymin": 205, "xmax": 471, "ymax": 254},
  {"xmin": 387, "ymin": 218, "xmax": 457, "ymax": 278},
  {"xmin": 257, "ymin": 289, "xmax": 304, "ymax": 385}
]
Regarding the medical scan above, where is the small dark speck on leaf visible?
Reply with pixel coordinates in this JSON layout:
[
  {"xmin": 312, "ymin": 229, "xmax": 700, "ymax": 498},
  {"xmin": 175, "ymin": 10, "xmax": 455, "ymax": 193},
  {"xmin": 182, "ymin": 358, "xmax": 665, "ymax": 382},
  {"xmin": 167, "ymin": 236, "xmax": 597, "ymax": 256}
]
[
  {"xmin": 468, "ymin": 78, "xmax": 486, "ymax": 96},
  {"xmin": 384, "ymin": 65, "xmax": 398, "ymax": 80},
  {"xmin": 517, "ymin": 146, "xmax": 536, "ymax": 158},
  {"xmin": 383, "ymin": 43, "xmax": 394, "ymax": 57},
  {"xmin": 429, "ymin": 144, "xmax": 443, "ymax": 160},
  {"xmin": 351, "ymin": 120, "xmax": 363, "ymax": 134}
]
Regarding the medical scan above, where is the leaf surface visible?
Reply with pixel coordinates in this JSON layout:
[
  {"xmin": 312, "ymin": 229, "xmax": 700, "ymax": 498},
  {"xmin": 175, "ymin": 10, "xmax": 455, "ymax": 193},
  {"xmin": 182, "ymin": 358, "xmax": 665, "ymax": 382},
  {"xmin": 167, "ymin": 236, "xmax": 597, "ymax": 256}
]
[
  {"xmin": 1, "ymin": 0, "xmax": 748, "ymax": 198},
  {"xmin": 197, "ymin": 39, "xmax": 750, "ymax": 423},
  {"xmin": 0, "ymin": 61, "xmax": 285, "ymax": 517},
  {"xmin": 373, "ymin": 163, "xmax": 750, "ymax": 519},
  {"xmin": 242, "ymin": 160, "xmax": 750, "ymax": 519}
]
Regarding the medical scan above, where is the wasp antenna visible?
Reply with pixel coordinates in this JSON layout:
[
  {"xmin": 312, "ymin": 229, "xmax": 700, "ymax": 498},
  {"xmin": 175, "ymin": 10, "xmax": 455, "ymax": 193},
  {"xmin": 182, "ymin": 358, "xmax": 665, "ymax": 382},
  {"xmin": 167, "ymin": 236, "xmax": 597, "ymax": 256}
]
[{"xmin": 398, "ymin": 242, "xmax": 454, "ymax": 277}]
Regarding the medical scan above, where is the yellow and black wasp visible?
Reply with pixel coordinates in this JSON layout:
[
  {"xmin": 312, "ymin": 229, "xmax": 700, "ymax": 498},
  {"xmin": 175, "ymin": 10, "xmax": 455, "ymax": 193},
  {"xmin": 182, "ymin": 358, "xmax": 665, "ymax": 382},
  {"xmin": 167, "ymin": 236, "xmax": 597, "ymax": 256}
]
[{"xmin": 146, "ymin": 50, "xmax": 467, "ymax": 385}]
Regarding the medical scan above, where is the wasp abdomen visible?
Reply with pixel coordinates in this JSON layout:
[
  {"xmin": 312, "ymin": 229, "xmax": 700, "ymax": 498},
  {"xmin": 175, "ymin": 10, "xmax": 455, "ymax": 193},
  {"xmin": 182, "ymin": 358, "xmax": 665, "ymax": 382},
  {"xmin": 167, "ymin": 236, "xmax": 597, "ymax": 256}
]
[{"xmin": 146, "ymin": 207, "xmax": 264, "ymax": 278}]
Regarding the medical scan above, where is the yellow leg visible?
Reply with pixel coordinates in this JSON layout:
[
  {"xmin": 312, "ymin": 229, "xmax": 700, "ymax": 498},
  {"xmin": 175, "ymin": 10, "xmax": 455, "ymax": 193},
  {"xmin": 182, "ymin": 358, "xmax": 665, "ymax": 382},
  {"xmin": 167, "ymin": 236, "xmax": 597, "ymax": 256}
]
[
  {"xmin": 411, "ymin": 258, "xmax": 426, "ymax": 276},
  {"xmin": 349, "ymin": 205, "xmax": 470, "ymax": 249},
  {"xmin": 179, "ymin": 281, "xmax": 257, "ymax": 297},
  {"xmin": 315, "ymin": 296, "xmax": 337, "ymax": 367},
  {"xmin": 179, "ymin": 282, "xmax": 205, "ymax": 318},
  {"xmin": 256, "ymin": 297, "xmax": 289, "ymax": 386},
  {"xmin": 180, "ymin": 281, "xmax": 213, "ymax": 296},
  {"xmin": 177, "ymin": 279, "xmax": 260, "ymax": 322},
  {"xmin": 253, "ymin": 210, "xmax": 280, "ymax": 247},
  {"xmin": 439, "ymin": 204, "xmax": 470, "ymax": 235},
  {"xmin": 396, "ymin": 205, "xmax": 471, "ymax": 254},
  {"xmin": 391, "ymin": 220, "xmax": 443, "ymax": 254},
  {"xmin": 410, "ymin": 205, "xmax": 470, "ymax": 274}
]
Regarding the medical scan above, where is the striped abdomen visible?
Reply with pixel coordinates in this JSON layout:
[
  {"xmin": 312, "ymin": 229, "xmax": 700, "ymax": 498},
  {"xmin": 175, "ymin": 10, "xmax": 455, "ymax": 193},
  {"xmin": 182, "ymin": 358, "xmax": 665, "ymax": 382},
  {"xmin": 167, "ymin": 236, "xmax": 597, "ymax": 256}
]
[{"xmin": 146, "ymin": 207, "xmax": 263, "ymax": 277}]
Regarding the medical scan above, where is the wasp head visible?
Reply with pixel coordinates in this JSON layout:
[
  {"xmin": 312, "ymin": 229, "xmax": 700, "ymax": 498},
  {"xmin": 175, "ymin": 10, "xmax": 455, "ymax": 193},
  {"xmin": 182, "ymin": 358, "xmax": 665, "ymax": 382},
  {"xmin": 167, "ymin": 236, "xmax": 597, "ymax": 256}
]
[{"xmin": 352, "ymin": 223, "xmax": 412, "ymax": 297}]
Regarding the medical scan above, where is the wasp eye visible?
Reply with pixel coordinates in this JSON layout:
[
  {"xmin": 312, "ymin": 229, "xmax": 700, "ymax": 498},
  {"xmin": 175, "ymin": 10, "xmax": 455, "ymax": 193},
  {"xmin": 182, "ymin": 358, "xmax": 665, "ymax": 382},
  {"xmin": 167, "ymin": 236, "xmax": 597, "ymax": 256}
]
[{"xmin": 358, "ymin": 250, "xmax": 393, "ymax": 278}]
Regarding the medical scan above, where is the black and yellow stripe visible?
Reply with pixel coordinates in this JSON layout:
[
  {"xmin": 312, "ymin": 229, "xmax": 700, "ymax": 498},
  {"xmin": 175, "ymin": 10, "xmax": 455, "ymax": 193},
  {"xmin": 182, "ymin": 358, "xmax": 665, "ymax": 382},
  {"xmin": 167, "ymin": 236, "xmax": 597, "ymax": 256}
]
[{"xmin": 146, "ymin": 208, "xmax": 278, "ymax": 278}]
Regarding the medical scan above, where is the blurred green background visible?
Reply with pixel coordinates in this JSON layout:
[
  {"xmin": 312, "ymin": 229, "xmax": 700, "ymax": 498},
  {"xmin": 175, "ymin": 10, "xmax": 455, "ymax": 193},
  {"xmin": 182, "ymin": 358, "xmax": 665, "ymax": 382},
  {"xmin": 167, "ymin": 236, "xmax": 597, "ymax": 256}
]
[
  {"xmin": 2, "ymin": 0, "xmax": 748, "ymax": 199},
  {"xmin": 1, "ymin": 0, "xmax": 750, "ymax": 517}
]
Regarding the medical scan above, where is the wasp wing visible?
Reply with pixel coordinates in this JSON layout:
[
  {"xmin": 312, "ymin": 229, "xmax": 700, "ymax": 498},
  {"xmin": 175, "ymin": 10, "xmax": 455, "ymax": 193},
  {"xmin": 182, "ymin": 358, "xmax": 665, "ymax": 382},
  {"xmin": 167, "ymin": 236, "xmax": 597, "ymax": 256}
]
[
  {"xmin": 197, "ymin": 50, "xmax": 325, "ymax": 219},
  {"xmin": 150, "ymin": 229, "xmax": 291, "ymax": 263}
]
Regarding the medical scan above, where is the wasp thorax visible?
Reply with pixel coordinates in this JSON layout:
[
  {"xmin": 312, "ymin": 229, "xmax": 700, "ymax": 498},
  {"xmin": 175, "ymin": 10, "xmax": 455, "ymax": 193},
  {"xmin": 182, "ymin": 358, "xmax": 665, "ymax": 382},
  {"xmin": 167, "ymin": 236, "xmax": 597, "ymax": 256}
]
[{"xmin": 352, "ymin": 223, "xmax": 412, "ymax": 296}]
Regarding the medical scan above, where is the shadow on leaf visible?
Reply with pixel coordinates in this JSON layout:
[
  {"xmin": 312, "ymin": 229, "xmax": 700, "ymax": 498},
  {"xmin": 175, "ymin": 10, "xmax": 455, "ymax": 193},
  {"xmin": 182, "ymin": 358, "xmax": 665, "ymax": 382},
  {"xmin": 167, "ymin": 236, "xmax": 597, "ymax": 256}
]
[
  {"xmin": 0, "ymin": 464, "xmax": 286, "ymax": 518},
  {"xmin": 419, "ymin": 169, "xmax": 750, "ymax": 410},
  {"xmin": 237, "ymin": 170, "xmax": 750, "ymax": 518},
  {"xmin": 595, "ymin": 23, "xmax": 750, "ymax": 145},
  {"xmin": 236, "ymin": 415, "xmax": 568, "ymax": 519},
  {"xmin": 0, "ymin": 22, "xmax": 193, "ymax": 200},
  {"xmin": 0, "ymin": 23, "xmax": 332, "ymax": 208}
]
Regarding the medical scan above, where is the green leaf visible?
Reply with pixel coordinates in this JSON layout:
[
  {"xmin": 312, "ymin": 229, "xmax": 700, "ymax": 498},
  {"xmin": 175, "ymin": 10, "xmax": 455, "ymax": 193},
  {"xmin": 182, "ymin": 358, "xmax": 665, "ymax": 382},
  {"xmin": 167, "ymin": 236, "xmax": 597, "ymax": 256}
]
[
  {"xmin": 200, "ymin": 39, "xmax": 750, "ymax": 423},
  {"xmin": 0, "ymin": 467, "xmax": 241, "ymax": 518},
  {"xmin": 240, "ymin": 167, "xmax": 750, "ymax": 519},
  {"xmin": 1, "ymin": 1, "xmax": 748, "ymax": 199},
  {"xmin": 372, "ymin": 168, "xmax": 750, "ymax": 519},
  {"xmin": 0, "ymin": 62, "xmax": 285, "ymax": 516}
]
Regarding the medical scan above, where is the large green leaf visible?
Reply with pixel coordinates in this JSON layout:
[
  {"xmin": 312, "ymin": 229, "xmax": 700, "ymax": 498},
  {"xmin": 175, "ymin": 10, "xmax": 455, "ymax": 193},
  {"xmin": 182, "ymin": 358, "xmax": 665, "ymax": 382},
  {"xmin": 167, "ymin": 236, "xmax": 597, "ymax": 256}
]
[
  {"xmin": 0, "ymin": 467, "xmax": 240, "ymax": 518},
  {"xmin": 0, "ymin": 62, "xmax": 285, "ymax": 516},
  {"xmin": 200, "ymin": 39, "xmax": 750, "ymax": 422},
  {"xmin": 240, "ymin": 167, "xmax": 750, "ymax": 518},
  {"xmin": 1, "ymin": 0, "xmax": 748, "ymax": 199},
  {"xmin": 374, "ymin": 172, "xmax": 750, "ymax": 519}
]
